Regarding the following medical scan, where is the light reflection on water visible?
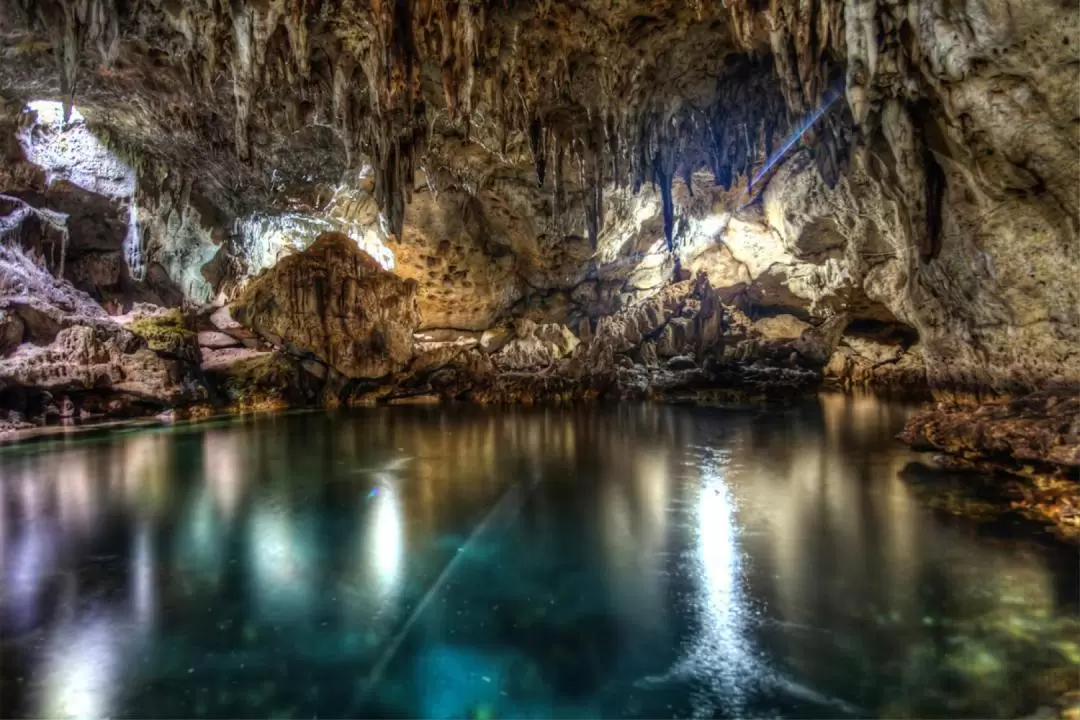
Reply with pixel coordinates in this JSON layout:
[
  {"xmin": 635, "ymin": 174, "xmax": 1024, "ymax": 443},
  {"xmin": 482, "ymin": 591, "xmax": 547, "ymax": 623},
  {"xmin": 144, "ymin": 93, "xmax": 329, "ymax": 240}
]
[
  {"xmin": 0, "ymin": 396, "xmax": 1076, "ymax": 718},
  {"xmin": 692, "ymin": 457, "xmax": 750, "ymax": 714}
]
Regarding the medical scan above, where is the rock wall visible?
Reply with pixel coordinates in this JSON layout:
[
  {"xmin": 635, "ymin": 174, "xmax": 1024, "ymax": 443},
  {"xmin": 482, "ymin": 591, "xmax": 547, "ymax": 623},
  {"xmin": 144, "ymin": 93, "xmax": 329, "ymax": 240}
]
[{"xmin": 0, "ymin": 228, "xmax": 206, "ymax": 428}]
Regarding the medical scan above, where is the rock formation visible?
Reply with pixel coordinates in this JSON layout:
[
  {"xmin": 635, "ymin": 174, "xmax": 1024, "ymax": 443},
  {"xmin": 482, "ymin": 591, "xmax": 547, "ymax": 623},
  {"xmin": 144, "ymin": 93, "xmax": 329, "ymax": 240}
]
[
  {"xmin": 233, "ymin": 231, "xmax": 421, "ymax": 380},
  {"xmin": 0, "ymin": 0, "xmax": 1076, "ymax": 531}
]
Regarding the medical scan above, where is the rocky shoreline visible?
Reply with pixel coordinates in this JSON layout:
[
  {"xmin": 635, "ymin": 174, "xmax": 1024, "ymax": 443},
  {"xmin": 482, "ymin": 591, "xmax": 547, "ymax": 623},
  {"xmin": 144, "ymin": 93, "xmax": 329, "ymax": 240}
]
[
  {"xmin": 901, "ymin": 392, "xmax": 1080, "ymax": 543},
  {"xmin": 0, "ymin": 230, "xmax": 919, "ymax": 424},
  {"xmin": 1, "ymin": 229, "xmax": 1074, "ymax": 543}
]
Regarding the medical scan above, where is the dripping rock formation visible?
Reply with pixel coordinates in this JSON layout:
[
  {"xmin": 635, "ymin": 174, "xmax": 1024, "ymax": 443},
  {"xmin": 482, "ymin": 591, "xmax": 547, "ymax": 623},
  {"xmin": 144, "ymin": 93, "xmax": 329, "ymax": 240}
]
[{"xmin": 0, "ymin": 1, "xmax": 1077, "ymax": 533}]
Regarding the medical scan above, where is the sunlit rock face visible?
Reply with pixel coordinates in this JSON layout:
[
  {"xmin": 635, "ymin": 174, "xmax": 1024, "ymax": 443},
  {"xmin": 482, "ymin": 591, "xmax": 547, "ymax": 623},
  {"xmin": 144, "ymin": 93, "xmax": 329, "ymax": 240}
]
[{"xmin": 4, "ymin": 101, "xmax": 142, "ymax": 306}]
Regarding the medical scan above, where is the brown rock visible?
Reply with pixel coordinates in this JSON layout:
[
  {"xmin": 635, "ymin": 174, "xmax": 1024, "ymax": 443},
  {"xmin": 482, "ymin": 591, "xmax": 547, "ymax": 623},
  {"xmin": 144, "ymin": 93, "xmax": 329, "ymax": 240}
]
[
  {"xmin": 900, "ymin": 391, "xmax": 1080, "ymax": 542},
  {"xmin": 233, "ymin": 232, "xmax": 421, "ymax": 379},
  {"xmin": 901, "ymin": 391, "xmax": 1080, "ymax": 477},
  {"xmin": 0, "ymin": 323, "xmax": 204, "ymax": 406},
  {"xmin": 493, "ymin": 321, "xmax": 579, "ymax": 371},
  {"xmin": 201, "ymin": 347, "xmax": 315, "ymax": 413},
  {"xmin": 753, "ymin": 315, "xmax": 811, "ymax": 341}
]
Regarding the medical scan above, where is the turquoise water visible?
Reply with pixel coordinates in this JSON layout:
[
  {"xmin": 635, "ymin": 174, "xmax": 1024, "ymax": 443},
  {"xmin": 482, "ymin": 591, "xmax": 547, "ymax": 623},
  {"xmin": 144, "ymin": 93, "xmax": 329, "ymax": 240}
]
[{"xmin": 1, "ymin": 397, "xmax": 1077, "ymax": 718}]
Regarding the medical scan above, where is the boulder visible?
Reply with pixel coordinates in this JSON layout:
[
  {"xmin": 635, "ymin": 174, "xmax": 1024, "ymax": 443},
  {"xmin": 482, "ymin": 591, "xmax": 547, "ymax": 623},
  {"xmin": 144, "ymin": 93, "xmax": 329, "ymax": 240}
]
[
  {"xmin": 117, "ymin": 305, "xmax": 201, "ymax": 364},
  {"xmin": 793, "ymin": 314, "xmax": 850, "ymax": 366},
  {"xmin": 0, "ymin": 323, "xmax": 205, "ymax": 406},
  {"xmin": 233, "ymin": 232, "xmax": 421, "ymax": 379}
]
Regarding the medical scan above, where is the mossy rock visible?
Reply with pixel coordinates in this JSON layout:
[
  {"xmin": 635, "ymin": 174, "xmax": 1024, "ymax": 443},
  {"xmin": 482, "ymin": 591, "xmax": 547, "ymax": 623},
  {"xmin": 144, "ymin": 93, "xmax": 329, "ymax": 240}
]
[
  {"xmin": 127, "ymin": 309, "xmax": 200, "ymax": 362},
  {"xmin": 204, "ymin": 351, "xmax": 316, "ymax": 412}
]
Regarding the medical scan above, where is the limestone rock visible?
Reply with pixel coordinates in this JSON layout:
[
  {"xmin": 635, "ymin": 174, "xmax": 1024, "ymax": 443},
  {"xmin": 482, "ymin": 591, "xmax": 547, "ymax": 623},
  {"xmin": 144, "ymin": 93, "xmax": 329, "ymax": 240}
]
[
  {"xmin": 753, "ymin": 315, "xmax": 812, "ymax": 341},
  {"xmin": 0, "ymin": 310, "xmax": 24, "ymax": 356},
  {"xmin": 493, "ymin": 321, "xmax": 579, "ymax": 371},
  {"xmin": 117, "ymin": 305, "xmax": 200, "ymax": 364},
  {"xmin": 198, "ymin": 331, "xmax": 241, "ymax": 350},
  {"xmin": 0, "ymin": 233, "xmax": 110, "ymax": 344},
  {"xmin": 793, "ymin": 314, "xmax": 850, "ymax": 367},
  {"xmin": 233, "ymin": 232, "xmax": 421, "ymax": 379},
  {"xmin": 900, "ymin": 391, "xmax": 1080, "ymax": 541},
  {"xmin": 480, "ymin": 326, "xmax": 514, "ymax": 354},
  {"xmin": 667, "ymin": 356, "xmax": 697, "ymax": 371},
  {"xmin": 824, "ymin": 341, "xmax": 927, "ymax": 394},
  {"xmin": 901, "ymin": 392, "xmax": 1080, "ymax": 478},
  {"xmin": 0, "ymin": 323, "xmax": 205, "ymax": 407},
  {"xmin": 202, "ymin": 347, "xmax": 317, "ymax": 413}
]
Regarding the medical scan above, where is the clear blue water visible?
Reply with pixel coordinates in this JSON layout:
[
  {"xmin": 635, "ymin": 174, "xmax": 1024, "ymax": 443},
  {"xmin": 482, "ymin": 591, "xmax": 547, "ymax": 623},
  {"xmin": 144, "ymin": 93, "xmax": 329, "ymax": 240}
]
[{"xmin": 1, "ymin": 396, "xmax": 1077, "ymax": 718}]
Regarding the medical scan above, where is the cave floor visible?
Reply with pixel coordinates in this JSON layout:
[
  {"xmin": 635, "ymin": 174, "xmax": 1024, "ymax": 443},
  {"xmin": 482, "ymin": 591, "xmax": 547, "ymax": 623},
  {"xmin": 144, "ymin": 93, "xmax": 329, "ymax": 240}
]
[{"xmin": 1, "ymin": 397, "xmax": 1077, "ymax": 718}]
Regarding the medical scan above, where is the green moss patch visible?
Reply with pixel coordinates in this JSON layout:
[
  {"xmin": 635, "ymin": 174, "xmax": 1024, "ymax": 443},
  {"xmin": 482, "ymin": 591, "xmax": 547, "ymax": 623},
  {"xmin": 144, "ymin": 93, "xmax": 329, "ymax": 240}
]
[{"xmin": 128, "ymin": 309, "xmax": 196, "ymax": 356}]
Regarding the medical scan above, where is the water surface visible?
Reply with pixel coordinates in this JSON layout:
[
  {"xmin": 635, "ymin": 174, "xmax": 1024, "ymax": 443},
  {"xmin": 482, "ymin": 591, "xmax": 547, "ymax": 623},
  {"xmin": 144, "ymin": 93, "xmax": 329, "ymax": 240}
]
[{"xmin": 1, "ymin": 396, "xmax": 1077, "ymax": 718}]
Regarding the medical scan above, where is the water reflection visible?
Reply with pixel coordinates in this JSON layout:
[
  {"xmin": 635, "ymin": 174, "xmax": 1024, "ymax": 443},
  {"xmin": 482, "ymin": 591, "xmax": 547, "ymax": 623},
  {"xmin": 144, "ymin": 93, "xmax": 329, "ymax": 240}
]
[
  {"xmin": 0, "ymin": 398, "xmax": 1075, "ymax": 718},
  {"xmin": 693, "ymin": 457, "xmax": 750, "ymax": 714},
  {"xmin": 203, "ymin": 430, "xmax": 247, "ymax": 520},
  {"xmin": 132, "ymin": 521, "xmax": 155, "ymax": 628},
  {"xmin": 248, "ymin": 500, "xmax": 319, "ymax": 620},
  {"xmin": 364, "ymin": 479, "xmax": 405, "ymax": 608},
  {"xmin": 41, "ymin": 614, "xmax": 123, "ymax": 719}
]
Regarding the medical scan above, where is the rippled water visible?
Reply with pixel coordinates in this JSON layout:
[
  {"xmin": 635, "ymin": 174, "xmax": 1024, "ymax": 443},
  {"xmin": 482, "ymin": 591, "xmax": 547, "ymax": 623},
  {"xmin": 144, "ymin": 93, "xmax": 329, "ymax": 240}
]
[{"xmin": 1, "ymin": 396, "xmax": 1077, "ymax": 718}]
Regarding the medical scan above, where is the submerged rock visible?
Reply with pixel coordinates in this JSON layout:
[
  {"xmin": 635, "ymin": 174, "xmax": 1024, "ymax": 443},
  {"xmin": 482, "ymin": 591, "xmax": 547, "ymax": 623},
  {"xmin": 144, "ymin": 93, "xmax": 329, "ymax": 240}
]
[
  {"xmin": 901, "ymin": 391, "xmax": 1080, "ymax": 542},
  {"xmin": 901, "ymin": 392, "xmax": 1080, "ymax": 478}
]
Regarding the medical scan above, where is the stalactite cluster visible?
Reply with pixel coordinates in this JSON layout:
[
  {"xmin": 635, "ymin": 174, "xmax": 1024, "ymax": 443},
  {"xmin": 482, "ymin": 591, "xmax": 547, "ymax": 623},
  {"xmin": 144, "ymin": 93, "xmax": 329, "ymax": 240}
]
[
  {"xmin": 7, "ymin": 0, "xmax": 1054, "ymax": 262},
  {"xmin": 2, "ymin": 0, "xmax": 820, "ymax": 248}
]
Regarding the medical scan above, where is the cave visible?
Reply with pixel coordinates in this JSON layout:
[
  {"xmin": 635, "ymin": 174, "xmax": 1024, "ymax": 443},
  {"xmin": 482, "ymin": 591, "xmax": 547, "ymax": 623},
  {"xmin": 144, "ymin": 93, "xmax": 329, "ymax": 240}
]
[{"xmin": 0, "ymin": 1, "xmax": 1077, "ymax": 717}]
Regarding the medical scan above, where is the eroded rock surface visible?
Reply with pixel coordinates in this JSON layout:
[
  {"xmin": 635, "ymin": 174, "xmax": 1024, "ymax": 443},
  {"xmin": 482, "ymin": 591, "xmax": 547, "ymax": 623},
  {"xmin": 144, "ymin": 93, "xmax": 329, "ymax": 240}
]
[
  {"xmin": 233, "ymin": 232, "xmax": 421, "ymax": 380},
  {"xmin": 900, "ymin": 392, "xmax": 1080, "ymax": 542},
  {"xmin": 902, "ymin": 393, "xmax": 1080, "ymax": 479}
]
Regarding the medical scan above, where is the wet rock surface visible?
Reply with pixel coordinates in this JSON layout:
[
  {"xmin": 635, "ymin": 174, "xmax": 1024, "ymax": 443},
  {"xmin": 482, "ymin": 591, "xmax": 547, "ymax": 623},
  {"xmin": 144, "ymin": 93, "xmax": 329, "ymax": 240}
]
[
  {"xmin": 901, "ymin": 392, "xmax": 1080, "ymax": 542},
  {"xmin": 901, "ymin": 393, "xmax": 1080, "ymax": 478}
]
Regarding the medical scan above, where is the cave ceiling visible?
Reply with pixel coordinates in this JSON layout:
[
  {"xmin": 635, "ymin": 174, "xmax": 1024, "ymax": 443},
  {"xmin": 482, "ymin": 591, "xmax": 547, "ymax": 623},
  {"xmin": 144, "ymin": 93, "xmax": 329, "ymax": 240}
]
[{"xmin": 0, "ymin": 0, "xmax": 856, "ymax": 246}]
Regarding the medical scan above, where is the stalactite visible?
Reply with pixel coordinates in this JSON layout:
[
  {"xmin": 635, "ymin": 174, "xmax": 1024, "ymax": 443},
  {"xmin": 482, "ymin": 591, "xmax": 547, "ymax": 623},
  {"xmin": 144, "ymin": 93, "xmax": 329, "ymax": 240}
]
[
  {"xmin": 922, "ymin": 142, "xmax": 945, "ymax": 261},
  {"xmin": 230, "ymin": 5, "xmax": 255, "ymax": 161},
  {"xmin": 284, "ymin": 0, "xmax": 312, "ymax": 80},
  {"xmin": 654, "ymin": 151, "xmax": 675, "ymax": 252},
  {"xmin": 605, "ymin": 113, "xmax": 620, "ymax": 188},
  {"xmin": 529, "ymin": 115, "xmax": 546, "ymax": 187},
  {"xmin": 0, "ymin": 194, "xmax": 71, "ymax": 277},
  {"xmin": 10, "ymin": 0, "xmax": 858, "ymax": 244},
  {"xmin": 552, "ymin": 135, "xmax": 565, "ymax": 235}
]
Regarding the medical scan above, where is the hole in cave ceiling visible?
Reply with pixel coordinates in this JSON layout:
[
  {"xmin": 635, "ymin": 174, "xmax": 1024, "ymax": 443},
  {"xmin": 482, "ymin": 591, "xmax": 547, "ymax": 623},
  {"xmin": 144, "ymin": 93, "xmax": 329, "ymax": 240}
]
[{"xmin": 18, "ymin": 100, "xmax": 144, "ymax": 280}]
